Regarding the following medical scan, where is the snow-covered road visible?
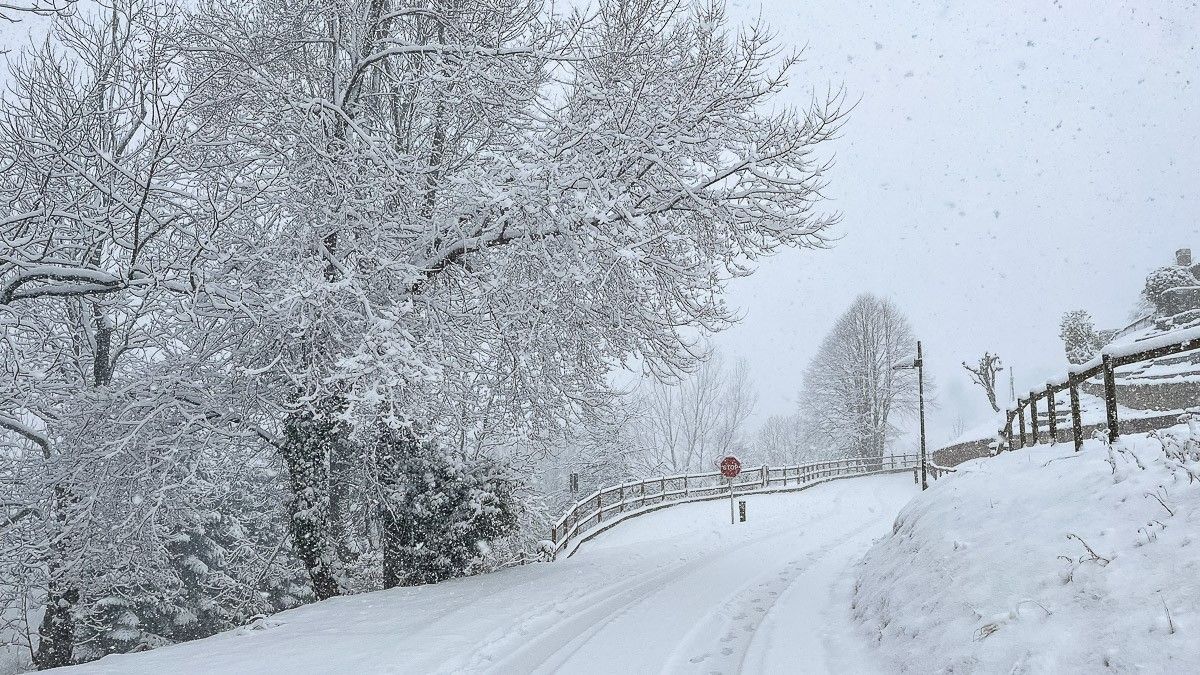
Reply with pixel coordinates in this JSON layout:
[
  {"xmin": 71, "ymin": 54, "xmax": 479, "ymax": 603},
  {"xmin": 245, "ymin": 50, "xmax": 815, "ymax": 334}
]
[{"xmin": 63, "ymin": 474, "xmax": 917, "ymax": 675}]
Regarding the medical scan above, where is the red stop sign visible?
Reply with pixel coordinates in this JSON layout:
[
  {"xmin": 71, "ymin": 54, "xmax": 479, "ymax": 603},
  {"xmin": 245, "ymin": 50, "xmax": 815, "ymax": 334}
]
[{"xmin": 719, "ymin": 456, "xmax": 741, "ymax": 478}]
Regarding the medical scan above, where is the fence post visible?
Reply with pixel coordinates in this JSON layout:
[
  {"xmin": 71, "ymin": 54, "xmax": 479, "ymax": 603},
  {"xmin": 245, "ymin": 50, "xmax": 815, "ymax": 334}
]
[
  {"xmin": 1004, "ymin": 417, "xmax": 1014, "ymax": 452},
  {"xmin": 1069, "ymin": 374, "xmax": 1083, "ymax": 452},
  {"xmin": 595, "ymin": 492, "xmax": 602, "ymax": 524},
  {"xmin": 1018, "ymin": 401, "xmax": 1027, "ymax": 447},
  {"xmin": 761, "ymin": 465, "xmax": 768, "ymax": 488},
  {"xmin": 683, "ymin": 474, "xmax": 689, "ymax": 496},
  {"xmin": 660, "ymin": 476, "xmax": 666, "ymax": 502},
  {"xmin": 1102, "ymin": 354, "xmax": 1120, "ymax": 441},
  {"xmin": 619, "ymin": 485, "xmax": 624, "ymax": 512},
  {"xmin": 1046, "ymin": 385, "xmax": 1057, "ymax": 443},
  {"xmin": 551, "ymin": 525, "xmax": 557, "ymax": 545},
  {"xmin": 640, "ymin": 481, "xmax": 646, "ymax": 508},
  {"xmin": 1030, "ymin": 395, "xmax": 1040, "ymax": 445}
]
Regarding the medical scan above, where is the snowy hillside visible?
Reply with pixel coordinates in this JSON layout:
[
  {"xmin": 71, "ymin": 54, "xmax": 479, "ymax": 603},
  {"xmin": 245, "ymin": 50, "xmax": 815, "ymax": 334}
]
[{"xmin": 853, "ymin": 422, "xmax": 1200, "ymax": 673}]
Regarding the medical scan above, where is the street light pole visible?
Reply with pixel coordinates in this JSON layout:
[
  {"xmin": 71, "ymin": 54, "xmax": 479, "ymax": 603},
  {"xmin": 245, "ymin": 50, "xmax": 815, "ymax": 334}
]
[
  {"xmin": 916, "ymin": 340, "xmax": 927, "ymax": 491},
  {"xmin": 893, "ymin": 342, "xmax": 928, "ymax": 491}
]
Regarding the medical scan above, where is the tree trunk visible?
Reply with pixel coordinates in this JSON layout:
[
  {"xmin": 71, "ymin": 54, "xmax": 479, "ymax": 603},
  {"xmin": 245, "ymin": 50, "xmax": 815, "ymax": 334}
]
[
  {"xmin": 328, "ymin": 437, "xmax": 356, "ymax": 565},
  {"xmin": 281, "ymin": 402, "xmax": 345, "ymax": 600},
  {"xmin": 35, "ymin": 303, "xmax": 111, "ymax": 668},
  {"xmin": 33, "ymin": 483, "xmax": 79, "ymax": 670},
  {"xmin": 33, "ymin": 587, "xmax": 78, "ymax": 670}
]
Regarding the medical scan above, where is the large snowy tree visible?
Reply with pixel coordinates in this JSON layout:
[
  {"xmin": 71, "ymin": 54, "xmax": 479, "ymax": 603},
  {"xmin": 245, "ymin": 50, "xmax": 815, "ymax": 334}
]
[
  {"xmin": 183, "ymin": 0, "xmax": 844, "ymax": 597},
  {"xmin": 797, "ymin": 294, "xmax": 919, "ymax": 460}
]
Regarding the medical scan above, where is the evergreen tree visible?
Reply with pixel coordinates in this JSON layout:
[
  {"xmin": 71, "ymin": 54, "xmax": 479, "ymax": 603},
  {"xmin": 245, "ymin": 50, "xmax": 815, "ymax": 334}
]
[
  {"xmin": 375, "ymin": 427, "xmax": 519, "ymax": 588},
  {"xmin": 1059, "ymin": 310, "xmax": 1105, "ymax": 365}
]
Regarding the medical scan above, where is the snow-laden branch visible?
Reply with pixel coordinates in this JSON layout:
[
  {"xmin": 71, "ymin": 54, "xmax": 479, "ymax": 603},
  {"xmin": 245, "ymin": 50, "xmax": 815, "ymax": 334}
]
[
  {"xmin": 0, "ymin": 265, "xmax": 125, "ymax": 304},
  {"xmin": 0, "ymin": 412, "xmax": 50, "ymax": 455}
]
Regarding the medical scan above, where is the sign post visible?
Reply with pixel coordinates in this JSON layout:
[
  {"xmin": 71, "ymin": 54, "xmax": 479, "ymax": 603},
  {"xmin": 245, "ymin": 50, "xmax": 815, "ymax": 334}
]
[{"xmin": 719, "ymin": 456, "xmax": 742, "ymax": 525}]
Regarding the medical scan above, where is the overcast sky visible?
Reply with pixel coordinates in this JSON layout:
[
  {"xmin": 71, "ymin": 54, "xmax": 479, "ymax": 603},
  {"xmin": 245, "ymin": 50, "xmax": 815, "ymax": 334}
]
[{"xmin": 712, "ymin": 0, "xmax": 1200, "ymax": 442}]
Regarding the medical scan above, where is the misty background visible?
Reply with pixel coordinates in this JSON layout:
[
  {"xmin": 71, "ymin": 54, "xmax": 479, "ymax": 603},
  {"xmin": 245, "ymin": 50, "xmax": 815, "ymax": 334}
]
[{"xmin": 709, "ymin": 0, "xmax": 1199, "ymax": 442}]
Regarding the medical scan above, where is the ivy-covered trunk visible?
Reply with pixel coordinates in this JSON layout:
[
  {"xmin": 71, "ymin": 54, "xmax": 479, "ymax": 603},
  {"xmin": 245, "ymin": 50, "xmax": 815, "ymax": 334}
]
[
  {"xmin": 33, "ymin": 486, "xmax": 79, "ymax": 670},
  {"xmin": 375, "ymin": 426, "xmax": 417, "ymax": 590},
  {"xmin": 281, "ymin": 401, "xmax": 345, "ymax": 600}
]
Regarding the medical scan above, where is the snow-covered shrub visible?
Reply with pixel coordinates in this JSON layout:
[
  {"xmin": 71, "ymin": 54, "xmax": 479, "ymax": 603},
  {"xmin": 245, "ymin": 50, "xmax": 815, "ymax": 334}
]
[
  {"xmin": 1143, "ymin": 265, "xmax": 1200, "ymax": 315},
  {"xmin": 375, "ymin": 427, "xmax": 520, "ymax": 588}
]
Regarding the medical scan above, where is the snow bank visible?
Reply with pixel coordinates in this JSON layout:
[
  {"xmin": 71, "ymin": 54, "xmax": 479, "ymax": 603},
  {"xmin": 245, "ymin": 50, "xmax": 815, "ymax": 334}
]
[{"xmin": 853, "ymin": 423, "xmax": 1200, "ymax": 673}]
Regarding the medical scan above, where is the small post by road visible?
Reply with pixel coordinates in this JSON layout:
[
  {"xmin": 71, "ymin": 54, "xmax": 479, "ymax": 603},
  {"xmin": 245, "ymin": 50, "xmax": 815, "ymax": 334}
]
[
  {"xmin": 738, "ymin": 500, "xmax": 746, "ymax": 523},
  {"xmin": 729, "ymin": 477, "xmax": 735, "ymax": 524}
]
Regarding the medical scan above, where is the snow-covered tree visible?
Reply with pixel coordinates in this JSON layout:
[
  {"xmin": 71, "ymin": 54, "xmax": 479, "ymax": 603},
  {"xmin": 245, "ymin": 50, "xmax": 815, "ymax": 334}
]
[
  {"xmin": 798, "ymin": 294, "xmax": 919, "ymax": 460},
  {"xmin": 0, "ymin": 2, "xmax": 302, "ymax": 666},
  {"xmin": 183, "ymin": 0, "xmax": 841, "ymax": 597},
  {"xmin": 628, "ymin": 351, "xmax": 758, "ymax": 474},
  {"xmin": 1059, "ymin": 310, "xmax": 1105, "ymax": 365},
  {"xmin": 748, "ymin": 413, "xmax": 808, "ymax": 466}
]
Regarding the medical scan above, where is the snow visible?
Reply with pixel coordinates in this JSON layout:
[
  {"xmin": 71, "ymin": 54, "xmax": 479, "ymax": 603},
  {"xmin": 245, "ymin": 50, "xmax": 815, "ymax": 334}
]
[
  {"xmin": 853, "ymin": 425, "xmax": 1200, "ymax": 673},
  {"xmin": 1106, "ymin": 324, "xmax": 1200, "ymax": 360},
  {"xmin": 56, "ymin": 474, "xmax": 919, "ymax": 675}
]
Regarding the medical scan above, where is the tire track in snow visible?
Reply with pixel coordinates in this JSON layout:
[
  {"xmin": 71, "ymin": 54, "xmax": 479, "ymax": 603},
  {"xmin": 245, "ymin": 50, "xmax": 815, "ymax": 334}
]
[
  {"xmin": 460, "ymin": 520, "xmax": 840, "ymax": 674},
  {"xmin": 661, "ymin": 518, "xmax": 878, "ymax": 674}
]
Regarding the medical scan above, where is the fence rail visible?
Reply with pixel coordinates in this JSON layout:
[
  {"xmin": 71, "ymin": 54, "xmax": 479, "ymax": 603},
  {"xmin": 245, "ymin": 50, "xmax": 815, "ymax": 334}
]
[
  {"xmin": 549, "ymin": 453, "xmax": 922, "ymax": 558},
  {"xmin": 1002, "ymin": 325, "xmax": 1200, "ymax": 451}
]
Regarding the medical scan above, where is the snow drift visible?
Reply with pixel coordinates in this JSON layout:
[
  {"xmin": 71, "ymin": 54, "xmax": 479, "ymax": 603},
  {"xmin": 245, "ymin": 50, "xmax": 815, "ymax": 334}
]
[{"xmin": 853, "ymin": 421, "xmax": 1200, "ymax": 673}]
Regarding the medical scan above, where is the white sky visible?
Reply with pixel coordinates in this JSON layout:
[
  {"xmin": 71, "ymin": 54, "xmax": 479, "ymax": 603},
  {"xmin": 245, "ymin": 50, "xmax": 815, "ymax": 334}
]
[{"xmin": 712, "ymin": 0, "xmax": 1200, "ymax": 443}]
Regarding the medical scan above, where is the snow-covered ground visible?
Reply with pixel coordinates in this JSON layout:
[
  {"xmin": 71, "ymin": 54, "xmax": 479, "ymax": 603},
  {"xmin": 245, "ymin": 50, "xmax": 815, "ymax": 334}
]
[
  {"xmin": 56, "ymin": 475, "xmax": 918, "ymax": 674},
  {"xmin": 854, "ymin": 423, "xmax": 1200, "ymax": 673}
]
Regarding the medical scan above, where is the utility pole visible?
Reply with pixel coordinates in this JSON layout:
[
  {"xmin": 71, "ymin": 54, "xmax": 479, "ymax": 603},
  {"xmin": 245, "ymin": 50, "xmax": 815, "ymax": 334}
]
[
  {"xmin": 917, "ymin": 341, "xmax": 927, "ymax": 491},
  {"xmin": 893, "ymin": 342, "xmax": 928, "ymax": 491}
]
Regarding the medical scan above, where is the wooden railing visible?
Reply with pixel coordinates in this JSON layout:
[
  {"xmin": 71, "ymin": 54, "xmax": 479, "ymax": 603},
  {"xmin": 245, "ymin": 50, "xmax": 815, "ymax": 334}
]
[
  {"xmin": 1002, "ymin": 325, "xmax": 1200, "ymax": 451},
  {"xmin": 549, "ymin": 453, "xmax": 922, "ymax": 558}
]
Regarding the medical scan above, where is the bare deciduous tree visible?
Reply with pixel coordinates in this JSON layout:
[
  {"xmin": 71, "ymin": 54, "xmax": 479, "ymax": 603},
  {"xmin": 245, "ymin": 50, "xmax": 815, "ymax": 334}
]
[
  {"xmin": 631, "ymin": 352, "xmax": 758, "ymax": 474},
  {"xmin": 798, "ymin": 294, "xmax": 919, "ymax": 461},
  {"xmin": 963, "ymin": 352, "xmax": 1004, "ymax": 413}
]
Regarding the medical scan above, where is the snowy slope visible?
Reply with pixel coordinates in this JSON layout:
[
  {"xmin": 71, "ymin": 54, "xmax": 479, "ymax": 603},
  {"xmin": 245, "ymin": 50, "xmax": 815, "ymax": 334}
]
[
  {"xmin": 56, "ymin": 475, "xmax": 919, "ymax": 674},
  {"xmin": 853, "ymin": 423, "xmax": 1200, "ymax": 673}
]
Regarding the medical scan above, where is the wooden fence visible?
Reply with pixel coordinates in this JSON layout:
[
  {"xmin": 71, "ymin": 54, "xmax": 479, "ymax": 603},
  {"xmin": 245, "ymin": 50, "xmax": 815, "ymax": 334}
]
[
  {"xmin": 549, "ymin": 453, "xmax": 922, "ymax": 559},
  {"xmin": 1002, "ymin": 326, "xmax": 1200, "ymax": 451}
]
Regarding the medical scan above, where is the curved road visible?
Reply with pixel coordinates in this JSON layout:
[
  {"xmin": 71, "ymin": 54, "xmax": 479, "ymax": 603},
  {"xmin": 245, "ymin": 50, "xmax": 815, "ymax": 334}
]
[{"xmin": 64, "ymin": 474, "xmax": 915, "ymax": 675}]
